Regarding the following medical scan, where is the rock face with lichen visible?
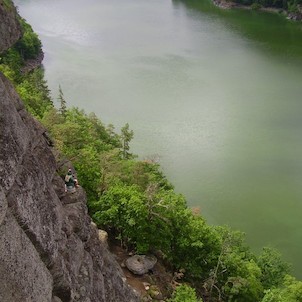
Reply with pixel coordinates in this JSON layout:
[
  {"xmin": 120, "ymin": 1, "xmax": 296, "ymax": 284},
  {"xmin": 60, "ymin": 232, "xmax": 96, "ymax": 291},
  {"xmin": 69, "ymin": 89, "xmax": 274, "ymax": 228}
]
[{"xmin": 0, "ymin": 4, "xmax": 140, "ymax": 302}]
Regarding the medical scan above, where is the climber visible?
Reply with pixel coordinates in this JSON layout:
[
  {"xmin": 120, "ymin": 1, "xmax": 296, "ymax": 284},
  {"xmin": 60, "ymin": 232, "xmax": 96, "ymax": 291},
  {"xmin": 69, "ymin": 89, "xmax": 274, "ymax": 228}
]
[{"xmin": 64, "ymin": 168, "xmax": 78, "ymax": 193}]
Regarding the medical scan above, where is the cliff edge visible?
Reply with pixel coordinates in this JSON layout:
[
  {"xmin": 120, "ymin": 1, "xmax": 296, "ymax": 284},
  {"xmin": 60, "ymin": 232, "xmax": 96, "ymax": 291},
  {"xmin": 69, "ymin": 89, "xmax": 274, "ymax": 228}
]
[{"xmin": 0, "ymin": 3, "xmax": 140, "ymax": 302}]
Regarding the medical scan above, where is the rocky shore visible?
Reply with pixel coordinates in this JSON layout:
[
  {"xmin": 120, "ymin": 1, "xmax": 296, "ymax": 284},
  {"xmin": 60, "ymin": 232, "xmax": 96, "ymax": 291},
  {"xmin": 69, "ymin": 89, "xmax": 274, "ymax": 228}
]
[{"xmin": 213, "ymin": 0, "xmax": 302, "ymax": 21}]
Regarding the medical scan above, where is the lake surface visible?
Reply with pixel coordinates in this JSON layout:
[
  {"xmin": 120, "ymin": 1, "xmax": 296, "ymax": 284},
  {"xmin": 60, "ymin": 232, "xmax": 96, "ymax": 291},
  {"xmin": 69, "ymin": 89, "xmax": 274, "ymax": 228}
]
[{"xmin": 15, "ymin": 0, "xmax": 302, "ymax": 277}]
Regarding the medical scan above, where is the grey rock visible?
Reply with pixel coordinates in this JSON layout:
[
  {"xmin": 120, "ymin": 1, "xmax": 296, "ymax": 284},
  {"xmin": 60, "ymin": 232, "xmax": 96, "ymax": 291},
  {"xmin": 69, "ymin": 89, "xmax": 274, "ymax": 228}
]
[
  {"xmin": 126, "ymin": 255, "xmax": 157, "ymax": 275},
  {"xmin": 0, "ymin": 211, "xmax": 53, "ymax": 302},
  {"xmin": 98, "ymin": 229, "xmax": 108, "ymax": 244},
  {"xmin": 0, "ymin": 189, "xmax": 8, "ymax": 225},
  {"xmin": 0, "ymin": 0, "xmax": 22, "ymax": 53}
]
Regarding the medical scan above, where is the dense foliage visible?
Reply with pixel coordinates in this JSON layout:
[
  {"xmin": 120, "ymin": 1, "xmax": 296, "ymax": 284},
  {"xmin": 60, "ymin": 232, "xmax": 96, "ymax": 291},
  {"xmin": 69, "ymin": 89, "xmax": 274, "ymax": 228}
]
[
  {"xmin": 1, "ymin": 14, "xmax": 301, "ymax": 302},
  {"xmin": 261, "ymin": 275, "xmax": 302, "ymax": 301},
  {"xmin": 15, "ymin": 18, "xmax": 42, "ymax": 60}
]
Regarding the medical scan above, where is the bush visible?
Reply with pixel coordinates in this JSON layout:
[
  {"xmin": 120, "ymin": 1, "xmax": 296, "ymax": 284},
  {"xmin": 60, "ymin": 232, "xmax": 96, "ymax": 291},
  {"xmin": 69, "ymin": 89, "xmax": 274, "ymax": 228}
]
[
  {"xmin": 168, "ymin": 285, "xmax": 203, "ymax": 302},
  {"xmin": 261, "ymin": 275, "xmax": 302, "ymax": 302},
  {"xmin": 257, "ymin": 247, "xmax": 291, "ymax": 289}
]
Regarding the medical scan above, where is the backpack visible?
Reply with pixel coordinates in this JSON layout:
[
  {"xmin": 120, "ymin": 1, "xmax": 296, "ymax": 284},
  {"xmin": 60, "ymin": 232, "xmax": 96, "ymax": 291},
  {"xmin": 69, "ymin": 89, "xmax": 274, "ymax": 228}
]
[{"xmin": 65, "ymin": 175, "xmax": 73, "ymax": 183}]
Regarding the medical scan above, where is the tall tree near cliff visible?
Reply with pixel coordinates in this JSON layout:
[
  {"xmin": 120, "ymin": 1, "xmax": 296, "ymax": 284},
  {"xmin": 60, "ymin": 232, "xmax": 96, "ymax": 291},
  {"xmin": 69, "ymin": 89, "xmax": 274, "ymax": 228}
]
[
  {"xmin": 58, "ymin": 85, "xmax": 67, "ymax": 118},
  {"xmin": 121, "ymin": 123, "xmax": 134, "ymax": 159},
  {"xmin": 257, "ymin": 247, "xmax": 291, "ymax": 289}
]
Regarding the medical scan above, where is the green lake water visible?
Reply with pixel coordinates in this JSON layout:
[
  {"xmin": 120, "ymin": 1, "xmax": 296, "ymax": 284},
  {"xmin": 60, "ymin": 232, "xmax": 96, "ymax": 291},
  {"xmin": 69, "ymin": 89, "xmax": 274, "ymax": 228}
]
[{"xmin": 15, "ymin": 0, "xmax": 302, "ymax": 277}]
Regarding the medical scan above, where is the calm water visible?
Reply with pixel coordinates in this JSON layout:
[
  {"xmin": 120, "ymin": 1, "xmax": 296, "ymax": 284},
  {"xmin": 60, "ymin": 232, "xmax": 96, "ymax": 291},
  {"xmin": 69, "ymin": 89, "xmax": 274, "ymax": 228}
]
[{"xmin": 15, "ymin": 0, "xmax": 302, "ymax": 276}]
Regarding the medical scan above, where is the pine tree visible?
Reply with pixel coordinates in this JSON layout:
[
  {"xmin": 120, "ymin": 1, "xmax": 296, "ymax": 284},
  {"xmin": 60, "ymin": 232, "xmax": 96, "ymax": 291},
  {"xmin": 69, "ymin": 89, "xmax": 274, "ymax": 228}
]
[
  {"xmin": 58, "ymin": 85, "xmax": 67, "ymax": 117},
  {"xmin": 120, "ymin": 123, "xmax": 134, "ymax": 159}
]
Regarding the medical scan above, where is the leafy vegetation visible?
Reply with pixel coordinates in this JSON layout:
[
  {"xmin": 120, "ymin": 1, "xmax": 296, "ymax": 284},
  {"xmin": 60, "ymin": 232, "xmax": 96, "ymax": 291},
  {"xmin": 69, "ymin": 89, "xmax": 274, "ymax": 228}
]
[
  {"xmin": 1, "ymin": 13, "xmax": 300, "ymax": 302},
  {"xmin": 261, "ymin": 275, "xmax": 302, "ymax": 302},
  {"xmin": 0, "ymin": 17, "xmax": 52, "ymax": 118},
  {"xmin": 168, "ymin": 284, "xmax": 203, "ymax": 302},
  {"xmin": 15, "ymin": 18, "xmax": 42, "ymax": 60}
]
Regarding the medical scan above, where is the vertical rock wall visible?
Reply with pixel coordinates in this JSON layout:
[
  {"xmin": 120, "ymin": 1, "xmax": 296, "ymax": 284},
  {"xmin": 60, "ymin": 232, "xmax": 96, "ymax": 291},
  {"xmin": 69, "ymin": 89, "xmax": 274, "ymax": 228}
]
[
  {"xmin": 0, "ymin": 70, "xmax": 140, "ymax": 302},
  {"xmin": 0, "ymin": 3, "xmax": 140, "ymax": 302},
  {"xmin": 0, "ymin": 0, "xmax": 21, "ymax": 52}
]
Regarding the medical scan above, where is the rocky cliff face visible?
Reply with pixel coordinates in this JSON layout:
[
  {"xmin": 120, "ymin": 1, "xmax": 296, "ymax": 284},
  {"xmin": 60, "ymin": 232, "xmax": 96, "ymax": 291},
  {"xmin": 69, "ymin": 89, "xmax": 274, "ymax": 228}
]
[
  {"xmin": 0, "ymin": 0, "xmax": 21, "ymax": 53},
  {"xmin": 0, "ymin": 5, "xmax": 140, "ymax": 302}
]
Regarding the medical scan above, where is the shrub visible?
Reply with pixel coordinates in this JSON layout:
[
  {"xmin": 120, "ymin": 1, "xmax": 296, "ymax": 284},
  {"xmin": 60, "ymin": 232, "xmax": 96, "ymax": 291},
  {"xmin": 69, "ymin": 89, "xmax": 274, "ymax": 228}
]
[{"xmin": 168, "ymin": 285, "xmax": 203, "ymax": 302}]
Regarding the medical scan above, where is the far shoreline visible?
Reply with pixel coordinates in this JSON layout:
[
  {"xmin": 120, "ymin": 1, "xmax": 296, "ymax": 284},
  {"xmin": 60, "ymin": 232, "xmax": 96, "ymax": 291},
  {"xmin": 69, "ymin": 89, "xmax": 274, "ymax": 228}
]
[{"xmin": 213, "ymin": 0, "xmax": 302, "ymax": 21}]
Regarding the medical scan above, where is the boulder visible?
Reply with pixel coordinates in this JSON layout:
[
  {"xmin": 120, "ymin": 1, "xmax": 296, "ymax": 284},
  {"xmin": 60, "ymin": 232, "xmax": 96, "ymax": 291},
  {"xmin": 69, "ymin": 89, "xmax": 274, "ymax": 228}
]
[
  {"xmin": 126, "ymin": 255, "xmax": 157, "ymax": 275},
  {"xmin": 98, "ymin": 229, "xmax": 108, "ymax": 244}
]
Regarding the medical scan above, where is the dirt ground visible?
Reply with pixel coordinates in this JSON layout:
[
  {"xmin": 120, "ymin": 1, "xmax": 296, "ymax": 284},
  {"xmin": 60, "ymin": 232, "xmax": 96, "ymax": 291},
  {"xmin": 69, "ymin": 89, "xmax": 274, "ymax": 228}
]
[{"xmin": 109, "ymin": 241, "xmax": 176, "ymax": 300}]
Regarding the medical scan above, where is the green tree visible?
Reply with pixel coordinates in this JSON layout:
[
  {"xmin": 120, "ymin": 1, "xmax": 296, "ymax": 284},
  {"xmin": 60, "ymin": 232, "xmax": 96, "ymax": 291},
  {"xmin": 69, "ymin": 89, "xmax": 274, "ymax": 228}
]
[
  {"xmin": 120, "ymin": 123, "xmax": 134, "ymax": 159},
  {"xmin": 0, "ymin": 48, "xmax": 23, "ymax": 82},
  {"xmin": 15, "ymin": 17, "xmax": 42, "ymax": 60},
  {"xmin": 92, "ymin": 183, "xmax": 147, "ymax": 249},
  {"xmin": 16, "ymin": 68, "xmax": 52, "ymax": 118},
  {"xmin": 58, "ymin": 85, "xmax": 67, "ymax": 118},
  {"xmin": 42, "ymin": 107, "xmax": 121, "ymax": 201},
  {"xmin": 257, "ymin": 247, "xmax": 291, "ymax": 290},
  {"xmin": 261, "ymin": 275, "xmax": 302, "ymax": 302},
  {"xmin": 222, "ymin": 259, "xmax": 263, "ymax": 302},
  {"xmin": 98, "ymin": 149, "xmax": 122, "ymax": 194}
]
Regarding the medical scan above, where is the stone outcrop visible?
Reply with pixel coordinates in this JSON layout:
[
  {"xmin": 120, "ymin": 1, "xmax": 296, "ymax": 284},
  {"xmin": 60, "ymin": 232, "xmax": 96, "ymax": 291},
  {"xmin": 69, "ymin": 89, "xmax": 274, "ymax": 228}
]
[
  {"xmin": 21, "ymin": 50, "xmax": 44, "ymax": 74},
  {"xmin": 0, "ymin": 3, "xmax": 140, "ymax": 302},
  {"xmin": 126, "ymin": 255, "xmax": 157, "ymax": 275},
  {"xmin": 0, "ymin": 0, "xmax": 22, "ymax": 53}
]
